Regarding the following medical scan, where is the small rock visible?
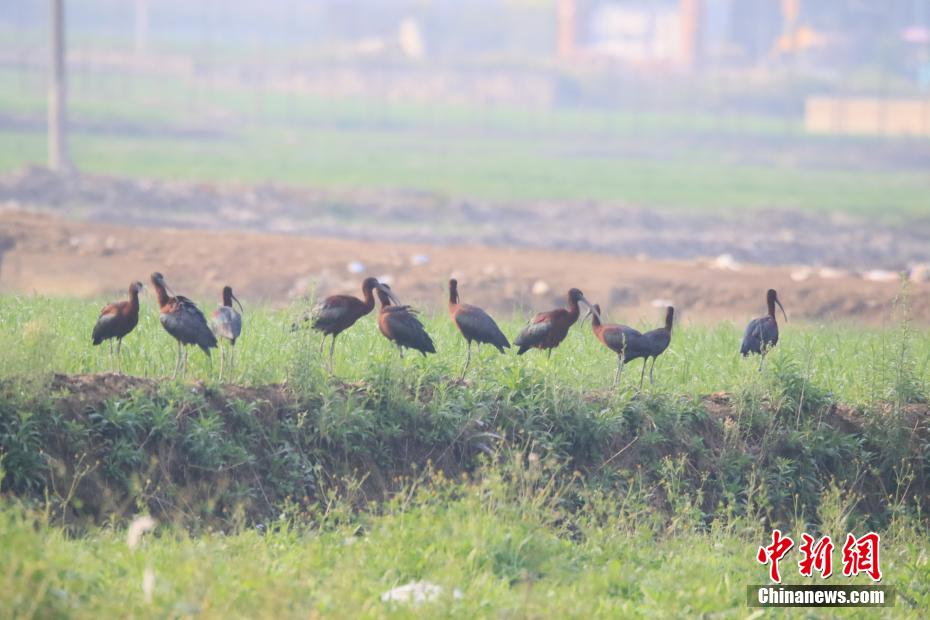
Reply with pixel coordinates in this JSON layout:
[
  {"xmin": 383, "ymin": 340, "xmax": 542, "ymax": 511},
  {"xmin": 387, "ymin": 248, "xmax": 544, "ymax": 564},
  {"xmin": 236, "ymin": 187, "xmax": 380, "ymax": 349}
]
[
  {"xmin": 818, "ymin": 267, "xmax": 846, "ymax": 279},
  {"xmin": 347, "ymin": 261, "xmax": 366, "ymax": 274},
  {"xmin": 410, "ymin": 254, "xmax": 429, "ymax": 266},
  {"xmin": 376, "ymin": 274, "xmax": 393, "ymax": 286},
  {"xmin": 531, "ymin": 280, "xmax": 550, "ymax": 295},
  {"xmin": 650, "ymin": 298, "xmax": 674, "ymax": 308},
  {"xmin": 790, "ymin": 267, "xmax": 813, "ymax": 282},
  {"xmin": 711, "ymin": 254, "xmax": 741, "ymax": 271},
  {"xmin": 381, "ymin": 581, "xmax": 463, "ymax": 605}
]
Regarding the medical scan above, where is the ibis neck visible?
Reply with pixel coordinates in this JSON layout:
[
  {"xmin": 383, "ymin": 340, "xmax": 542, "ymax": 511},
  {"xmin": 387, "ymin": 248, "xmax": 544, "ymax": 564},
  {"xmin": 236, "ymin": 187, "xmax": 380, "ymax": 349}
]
[
  {"xmin": 361, "ymin": 285, "xmax": 377, "ymax": 313},
  {"xmin": 129, "ymin": 288, "xmax": 140, "ymax": 312},
  {"xmin": 154, "ymin": 283, "xmax": 170, "ymax": 307},
  {"xmin": 222, "ymin": 290, "xmax": 233, "ymax": 307},
  {"xmin": 768, "ymin": 300, "xmax": 776, "ymax": 319},
  {"xmin": 665, "ymin": 309, "xmax": 674, "ymax": 332},
  {"xmin": 448, "ymin": 287, "xmax": 459, "ymax": 308}
]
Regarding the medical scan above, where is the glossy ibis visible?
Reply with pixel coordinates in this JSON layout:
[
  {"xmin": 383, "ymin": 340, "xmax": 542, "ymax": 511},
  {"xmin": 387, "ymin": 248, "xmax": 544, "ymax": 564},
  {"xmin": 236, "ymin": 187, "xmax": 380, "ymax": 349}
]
[
  {"xmin": 448, "ymin": 278, "xmax": 509, "ymax": 377},
  {"xmin": 150, "ymin": 272, "xmax": 217, "ymax": 378},
  {"xmin": 91, "ymin": 280, "xmax": 144, "ymax": 373},
  {"xmin": 210, "ymin": 285, "xmax": 243, "ymax": 381},
  {"xmin": 741, "ymin": 288, "xmax": 787, "ymax": 370},
  {"xmin": 587, "ymin": 303, "xmax": 645, "ymax": 386},
  {"xmin": 640, "ymin": 306, "xmax": 674, "ymax": 385},
  {"xmin": 376, "ymin": 286, "xmax": 435, "ymax": 358},
  {"xmin": 588, "ymin": 304, "xmax": 673, "ymax": 388},
  {"xmin": 514, "ymin": 288, "xmax": 599, "ymax": 357},
  {"xmin": 310, "ymin": 277, "xmax": 395, "ymax": 370}
]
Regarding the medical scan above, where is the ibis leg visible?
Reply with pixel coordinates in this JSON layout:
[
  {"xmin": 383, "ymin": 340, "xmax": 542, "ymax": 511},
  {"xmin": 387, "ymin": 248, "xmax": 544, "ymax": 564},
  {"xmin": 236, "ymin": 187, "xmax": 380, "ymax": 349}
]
[
  {"xmin": 329, "ymin": 335, "xmax": 336, "ymax": 372},
  {"xmin": 614, "ymin": 354, "xmax": 624, "ymax": 386},
  {"xmin": 107, "ymin": 340, "xmax": 114, "ymax": 371},
  {"xmin": 649, "ymin": 357, "xmax": 657, "ymax": 384},
  {"xmin": 218, "ymin": 342, "xmax": 225, "ymax": 382},
  {"xmin": 116, "ymin": 338, "xmax": 123, "ymax": 374},
  {"xmin": 639, "ymin": 359, "xmax": 647, "ymax": 390},
  {"xmin": 547, "ymin": 349, "xmax": 552, "ymax": 361},
  {"xmin": 758, "ymin": 352, "xmax": 766, "ymax": 372},
  {"xmin": 397, "ymin": 344, "xmax": 404, "ymax": 360},
  {"xmin": 172, "ymin": 340, "xmax": 182, "ymax": 379},
  {"xmin": 460, "ymin": 341, "xmax": 472, "ymax": 379}
]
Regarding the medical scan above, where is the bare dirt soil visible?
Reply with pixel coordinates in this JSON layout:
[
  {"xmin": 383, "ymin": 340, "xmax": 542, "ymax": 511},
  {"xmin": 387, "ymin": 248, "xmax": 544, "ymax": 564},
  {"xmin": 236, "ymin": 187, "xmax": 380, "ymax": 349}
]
[
  {"xmin": 2, "ymin": 207, "xmax": 928, "ymax": 325},
  {"xmin": 2, "ymin": 166, "xmax": 929, "ymax": 271}
]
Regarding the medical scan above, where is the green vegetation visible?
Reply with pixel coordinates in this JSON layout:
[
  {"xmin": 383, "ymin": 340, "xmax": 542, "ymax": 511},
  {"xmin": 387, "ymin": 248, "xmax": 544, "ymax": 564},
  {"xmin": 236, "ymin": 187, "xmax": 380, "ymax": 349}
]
[
  {"xmin": 1, "ymin": 294, "xmax": 929, "ymax": 616},
  {"xmin": 2, "ymin": 69, "xmax": 929, "ymax": 217}
]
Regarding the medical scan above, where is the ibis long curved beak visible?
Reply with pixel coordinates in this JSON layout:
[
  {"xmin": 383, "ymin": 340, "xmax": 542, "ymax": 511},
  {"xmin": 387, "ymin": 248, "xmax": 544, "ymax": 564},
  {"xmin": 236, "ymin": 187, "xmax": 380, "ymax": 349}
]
[
  {"xmin": 579, "ymin": 296, "xmax": 601, "ymax": 323},
  {"xmin": 233, "ymin": 294, "xmax": 244, "ymax": 314},
  {"xmin": 378, "ymin": 283, "xmax": 401, "ymax": 306},
  {"xmin": 776, "ymin": 298, "xmax": 787, "ymax": 323}
]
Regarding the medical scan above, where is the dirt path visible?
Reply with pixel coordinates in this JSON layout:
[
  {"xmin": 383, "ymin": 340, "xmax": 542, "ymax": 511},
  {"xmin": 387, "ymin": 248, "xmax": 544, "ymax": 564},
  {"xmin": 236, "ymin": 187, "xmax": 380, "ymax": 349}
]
[{"xmin": 2, "ymin": 208, "xmax": 926, "ymax": 325}]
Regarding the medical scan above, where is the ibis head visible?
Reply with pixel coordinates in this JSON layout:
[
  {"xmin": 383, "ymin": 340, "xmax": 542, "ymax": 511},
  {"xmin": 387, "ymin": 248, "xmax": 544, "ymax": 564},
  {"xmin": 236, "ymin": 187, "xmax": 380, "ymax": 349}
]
[{"xmin": 767, "ymin": 289, "xmax": 787, "ymax": 322}]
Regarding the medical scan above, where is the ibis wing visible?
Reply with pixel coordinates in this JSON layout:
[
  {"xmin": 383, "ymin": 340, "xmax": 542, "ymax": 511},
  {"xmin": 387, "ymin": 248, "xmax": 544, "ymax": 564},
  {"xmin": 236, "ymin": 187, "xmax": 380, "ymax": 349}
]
[
  {"xmin": 91, "ymin": 303, "xmax": 120, "ymax": 344},
  {"xmin": 514, "ymin": 314, "xmax": 553, "ymax": 352},
  {"xmin": 311, "ymin": 295, "xmax": 365, "ymax": 331},
  {"xmin": 741, "ymin": 316, "xmax": 776, "ymax": 356},
  {"xmin": 162, "ymin": 299, "xmax": 217, "ymax": 352},
  {"xmin": 385, "ymin": 310, "xmax": 435, "ymax": 355},
  {"xmin": 455, "ymin": 304, "xmax": 510, "ymax": 351}
]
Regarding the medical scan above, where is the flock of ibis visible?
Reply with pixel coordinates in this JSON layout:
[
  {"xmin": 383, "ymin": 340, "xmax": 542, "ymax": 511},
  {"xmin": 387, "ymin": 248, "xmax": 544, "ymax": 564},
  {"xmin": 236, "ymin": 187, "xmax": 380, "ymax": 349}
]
[{"xmin": 92, "ymin": 273, "xmax": 787, "ymax": 385}]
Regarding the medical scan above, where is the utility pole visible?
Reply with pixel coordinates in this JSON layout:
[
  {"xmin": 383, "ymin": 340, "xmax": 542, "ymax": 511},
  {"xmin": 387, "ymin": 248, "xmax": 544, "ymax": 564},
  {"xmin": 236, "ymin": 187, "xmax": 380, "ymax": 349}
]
[{"xmin": 48, "ymin": 0, "xmax": 71, "ymax": 172}]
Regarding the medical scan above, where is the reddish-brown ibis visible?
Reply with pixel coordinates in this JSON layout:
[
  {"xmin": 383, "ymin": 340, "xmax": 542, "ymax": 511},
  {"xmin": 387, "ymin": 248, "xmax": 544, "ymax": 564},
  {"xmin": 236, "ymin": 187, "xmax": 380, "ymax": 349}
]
[
  {"xmin": 588, "ymin": 304, "xmax": 673, "ymax": 388},
  {"xmin": 210, "ymin": 285, "xmax": 243, "ymax": 381},
  {"xmin": 310, "ymin": 276, "xmax": 395, "ymax": 370},
  {"xmin": 514, "ymin": 288, "xmax": 598, "ymax": 357},
  {"xmin": 740, "ymin": 289, "xmax": 787, "ymax": 370},
  {"xmin": 448, "ymin": 278, "xmax": 509, "ymax": 377},
  {"xmin": 91, "ymin": 280, "xmax": 144, "ymax": 373},
  {"xmin": 376, "ymin": 286, "xmax": 436, "ymax": 358},
  {"xmin": 588, "ymin": 303, "xmax": 644, "ymax": 386},
  {"xmin": 150, "ymin": 272, "xmax": 217, "ymax": 378}
]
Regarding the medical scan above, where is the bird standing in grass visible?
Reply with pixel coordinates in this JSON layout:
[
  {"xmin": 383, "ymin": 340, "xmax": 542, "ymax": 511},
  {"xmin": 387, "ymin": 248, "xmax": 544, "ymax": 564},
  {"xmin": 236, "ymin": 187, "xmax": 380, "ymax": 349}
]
[
  {"xmin": 151, "ymin": 272, "xmax": 217, "ymax": 379},
  {"xmin": 639, "ymin": 306, "xmax": 674, "ymax": 386},
  {"xmin": 448, "ymin": 278, "xmax": 509, "ymax": 378},
  {"xmin": 210, "ymin": 285, "xmax": 243, "ymax": 382},
  {"xmin": 376, "ymin": 286, "xmax": 436, "ymax": 358},
  {"xmin": 741, "ymin": 288, "xmax": 787, "ymax": 370},
  {"xmin": 588, "ymin": 303, "xmax": 644, "ymax": 386},
  {"xmin": 310, "ymin": 277, "xmax": 395, "ymax": 371},
  {"xmin": 91, "ymin": 281, "xmax": 144, "ymax": 373},
  {"xmin": 514, "ymin": 288, "xmax": 599, "ymax": 357},
  {"xmin": 588, "ymin": 304, "xmax": 673, "ymax": 388}
]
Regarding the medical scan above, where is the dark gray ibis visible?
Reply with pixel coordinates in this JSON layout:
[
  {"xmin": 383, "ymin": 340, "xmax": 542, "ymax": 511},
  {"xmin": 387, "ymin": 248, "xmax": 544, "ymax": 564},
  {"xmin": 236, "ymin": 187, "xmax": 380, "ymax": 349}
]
[
  {"xmin": 376, "ymin": 286, "xmax": 435, "ymax": 358},
  {"xmin": 210, "ymin": 285, "xmax": 243, "ymax": 381},
  {"xmin": 740, "ymin": 288, "xmax": 787, "ymax": 370},
  {"xmin": 448, "ymin": 278, "xmax": 509, "ymax": 377},
  {"xmin": 151, "ymin": 272, "xmax": 217, "ymax": 378}
]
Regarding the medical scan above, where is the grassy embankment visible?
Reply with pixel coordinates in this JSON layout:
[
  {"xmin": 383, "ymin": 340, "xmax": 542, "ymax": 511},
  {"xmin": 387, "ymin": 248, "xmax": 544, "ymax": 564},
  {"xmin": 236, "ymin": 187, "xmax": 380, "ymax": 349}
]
[{"xmin": 1, "ymin": 294, "xmax": 929, "ymax": 617}]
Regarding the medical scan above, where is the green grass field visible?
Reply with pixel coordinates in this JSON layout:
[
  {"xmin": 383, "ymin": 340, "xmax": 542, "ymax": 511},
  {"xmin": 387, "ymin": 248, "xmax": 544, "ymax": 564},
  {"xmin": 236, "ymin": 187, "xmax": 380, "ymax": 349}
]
[
  {"xmin": 1, "ymin": 294, "xmax": 929, "ymax": 617},
  {"xmin": 3, "ymin": 69, "xmax": 930, "ymax": 217}
]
